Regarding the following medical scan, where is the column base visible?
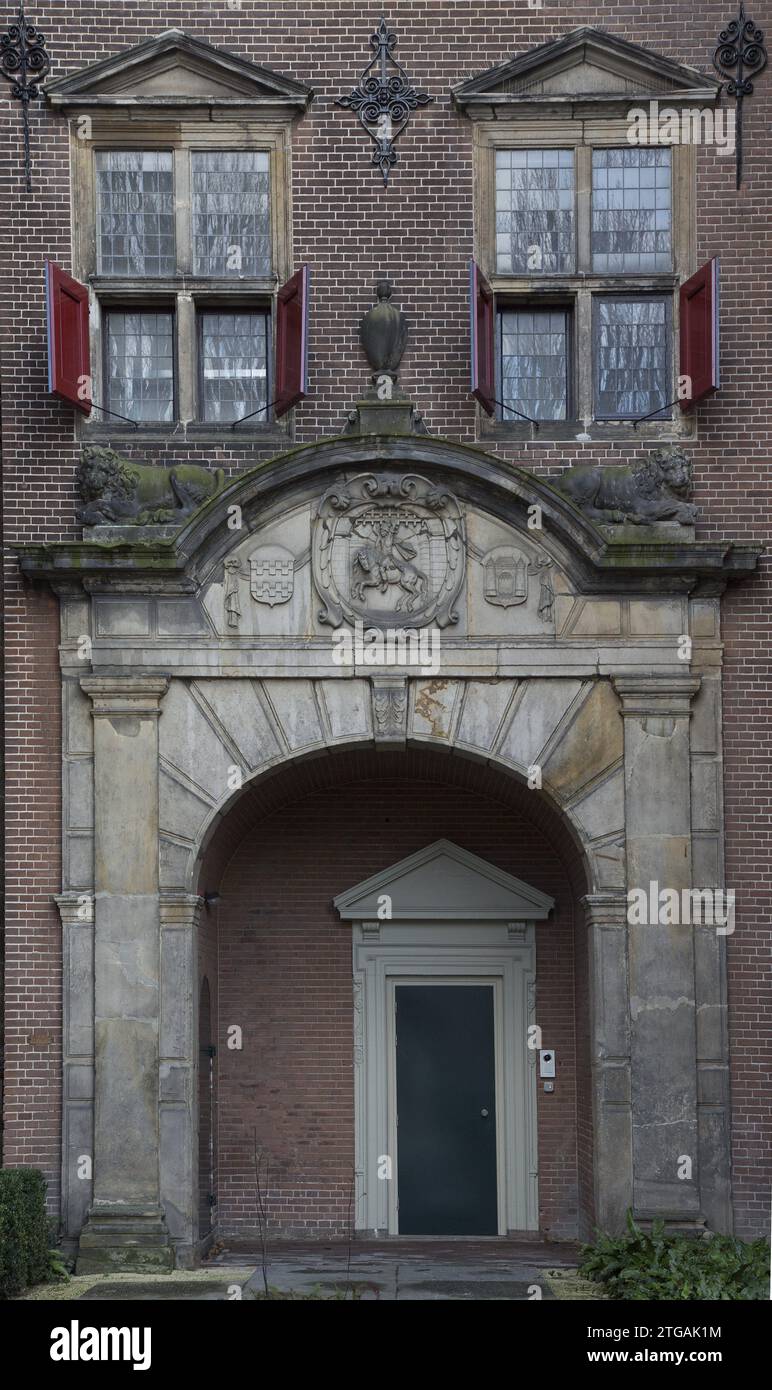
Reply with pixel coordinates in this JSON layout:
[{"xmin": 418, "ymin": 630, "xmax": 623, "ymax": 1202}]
[
  {"xmin": 633, "ymin": 1214, "xmax": 708, "ymax": 1237},
  {"xmin": 76, "ymin": 1205, "xmax": 174, "ymax": 1274}
]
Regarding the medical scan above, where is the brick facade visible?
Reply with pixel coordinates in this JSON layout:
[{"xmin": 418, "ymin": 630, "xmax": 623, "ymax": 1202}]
[{"xmin": 1, "ymin": 2, "xmax": 769, "ymax": 1239}]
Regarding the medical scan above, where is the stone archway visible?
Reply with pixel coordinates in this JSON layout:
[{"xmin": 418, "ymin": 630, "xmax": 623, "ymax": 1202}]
[{"xmin": 36, "ymin": 432, "xmax": 749, "ymax": 1267}]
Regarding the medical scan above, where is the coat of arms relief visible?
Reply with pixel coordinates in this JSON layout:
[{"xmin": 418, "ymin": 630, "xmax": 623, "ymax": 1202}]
[
  {"xmin": 312, "ymin": 472, "xmax": 466, "ymax": 629},
  {"xmin": 249, "ymin": 545, "xmax": 295, "ymax": 606},
  {"xmin": 217, "ymin": 472, "xmax": 558, "ymax": 636},
  {"xmin": 482, "ymin": 545, "xmax": 555, "ymax": 624}
]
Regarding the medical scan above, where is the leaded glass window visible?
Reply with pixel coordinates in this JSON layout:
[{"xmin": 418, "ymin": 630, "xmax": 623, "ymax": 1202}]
[
  {"xmin": 192, "ymin": 152, "xmax": 271, "ymax": 277},
  {"xmin": 500, "ymin": 308, "xmax": 569, "ymax": 421},
  {"xmin": 106, "ymin": 311, "xmax": 175, "ymax": 422},
  {"xmin": 96, "ymin": 152, "xmax": 175, "ymax": 277},
  {"xmin": 592, "ymin": 148, "xmax": 671, "ymax": 273},
  {"xmin": 495, "ymin": 150, "xmax": 575, "ymax": 275},
  {"xmin": 199, "ymin": 311, "xmax": 269, "ymax": 424},
  {"xmin": 593, "ymin": 298, "xmax": 671, "ymax": 418}
]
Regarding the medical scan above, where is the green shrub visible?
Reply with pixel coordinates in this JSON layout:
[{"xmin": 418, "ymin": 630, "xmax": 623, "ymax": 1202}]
[
  {"xmin": 580, "ymin": 1211, "xmax": 768, "ymax": 1301},
  {"xmin": 0, "ymin": 1168, "xmax": 51, "ymax": 1299}
]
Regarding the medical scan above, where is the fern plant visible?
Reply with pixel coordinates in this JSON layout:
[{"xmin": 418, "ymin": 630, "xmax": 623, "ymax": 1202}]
[{"xmin": 580, "ymin": 1211, "xmax": 768, "ymax": 1301}]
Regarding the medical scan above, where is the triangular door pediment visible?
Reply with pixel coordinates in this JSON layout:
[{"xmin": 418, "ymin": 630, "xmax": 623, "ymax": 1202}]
[
  {"xmin": 46, "ymin": 29, "xmax": 313, "ymax": 113},
  {"xmin": 453, "ymin": 27, "xmax": 720, "ymax": 117},
  {"xmin": 334, "ymin": 839, "xmax": 554, "ymax": 922}
]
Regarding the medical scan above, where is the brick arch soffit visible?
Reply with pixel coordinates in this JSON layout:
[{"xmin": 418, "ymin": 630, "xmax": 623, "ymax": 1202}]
[{"xmin": 192, "ymin": 743, "xmax": 593, "ymax": 904}]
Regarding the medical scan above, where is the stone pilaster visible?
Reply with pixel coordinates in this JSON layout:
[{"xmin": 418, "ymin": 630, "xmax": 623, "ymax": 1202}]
[
  {"xmin": 582, "ymin": 890, "xmax": 633, "ymax": 1234},
  {"xmin": 159, "ymin": 892, "xmax": 204, "ymax": 1266},
  {"xmin": 76, "ymin": 676, "xmax": 173, "ymax": 1273},
  {"xmin": 614, "ymin": 676, "xmax": 702, "ymax": 1224},
  {"xmin": 55, "ymin": 892, "xmax": 95, "ymax": 1247}
]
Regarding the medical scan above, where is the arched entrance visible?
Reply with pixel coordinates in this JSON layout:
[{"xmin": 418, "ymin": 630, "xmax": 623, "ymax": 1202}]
[
  {"xmin": 40, "ymin": 431, "xmax": 745, "ymax": 1268},
  {"xmin": 194, "ymin": 745, "xmax": 591, "ymax": 1244}
]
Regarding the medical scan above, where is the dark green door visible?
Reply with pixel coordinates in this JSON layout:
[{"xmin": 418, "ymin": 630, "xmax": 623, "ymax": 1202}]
[{"xmin": 395, "ymin": 983, "xmax": 498, "ymax": 1235}]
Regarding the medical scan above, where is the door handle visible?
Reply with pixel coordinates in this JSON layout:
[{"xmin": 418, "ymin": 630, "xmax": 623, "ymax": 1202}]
[{"xmin": 480, "ymin": 1108, "xmax": 489, "ymax": 1118}]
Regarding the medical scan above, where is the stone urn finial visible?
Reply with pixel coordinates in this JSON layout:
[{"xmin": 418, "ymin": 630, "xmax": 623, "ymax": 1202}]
[{"xmin": 359, "ymin": 279, "xmax": 409, "ymax": 385}]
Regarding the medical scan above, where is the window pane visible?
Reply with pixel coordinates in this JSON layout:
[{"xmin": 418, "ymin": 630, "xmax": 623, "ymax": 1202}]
[
  {"xmin": 500, "ymin": 308, "xmax": 568, "ymax": 421},
  {"xmin": 200, "ymin": 311, "xmax": 268, "ymax": 424},
  {"xmin": 594, "ymin": 298, "xmax": 671, "ymax": 418},
  {"xmin": 592, "ymin": 148, "xmax": 671, "ymax": 272},
  {"xmin": 192, "ymin": 152, "xmax": 271, "ymax": 276},
  {"xmin": 96, "ymin": 151, "xmax": 175, "ymax": 276},
  {"xmin": 106, "ymin": 310, "xmax": 174, "ymax": 422},
  {"xmin": 495, "ymin": 149, "xmax": 575, "ymax": 274}
]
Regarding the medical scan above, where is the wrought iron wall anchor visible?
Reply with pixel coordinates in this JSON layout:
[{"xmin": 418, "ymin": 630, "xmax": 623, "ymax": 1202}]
[
  {"xmin": 337, "ymin": 15, "xmax": 433, "ymax": 185},
  {"xmin": 0, "ymin": 4, "xmax": 50, "ymax": 191},
  {"xmin": 713, "ymin": 3, "xmax": 767, "ymax": 188}
]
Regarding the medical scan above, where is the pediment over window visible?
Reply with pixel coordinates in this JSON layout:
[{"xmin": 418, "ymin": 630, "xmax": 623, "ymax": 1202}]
[
  {"xmin": 46, "ymin": 28, "xmax": 313, "ymax": 115},
  {"xmin": 453, "ymin": 27, "xmax": 719, "ymax": 119},
  {"xmin": 334, "ymin": 840, "xmax": 555, "ymax": 923}
]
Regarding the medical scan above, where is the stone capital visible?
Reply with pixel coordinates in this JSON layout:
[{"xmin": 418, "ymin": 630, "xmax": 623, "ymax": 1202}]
[
  {"xmin": 581, "ymin": 890, "xmax": 629, "ymax": 928},
  {"xmin": 54, "ymin": 891, "xmax": 94, "ymax": 927},
  {"xmin": 80, "ymin": 675, "xmax": 169, "ymax": 717},
  {"xmin": 159, "ymin": 892, "xmax": 204, "ymax": 930},
  {"xmin": 613, "ymin": 675, "xmax": 701, "ymax": 718}
]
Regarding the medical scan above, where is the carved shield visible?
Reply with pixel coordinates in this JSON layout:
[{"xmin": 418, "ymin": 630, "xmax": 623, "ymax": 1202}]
[
  {"xmin": 313, "ymin": 472, "xmax": 466, "ymax": 630},
  {"xmin": 483, "ymin": 548, "xmax": 529, "ymax": 608},
  {"xmin": 249, "ymin": 545, "xmax": 295, "ymax": 606}
]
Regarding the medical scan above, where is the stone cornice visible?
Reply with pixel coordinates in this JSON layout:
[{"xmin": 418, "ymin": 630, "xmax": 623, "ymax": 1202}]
[{"xmin": 13, "ymin": 435, "xmax": 763, "ymax": 601}]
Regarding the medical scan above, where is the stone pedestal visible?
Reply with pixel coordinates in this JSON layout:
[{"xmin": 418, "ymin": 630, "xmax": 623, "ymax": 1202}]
[
  {"xmin": 76, "ymin": 676, "xmax": 173, "ymax": 1273},
  {"xmin": 77, "ymin": 1208, "xmax": 174, "ymax": 1274},
  {"xmin": 344, "ymin": 393, "xmax": 428, "ymax": 436}
]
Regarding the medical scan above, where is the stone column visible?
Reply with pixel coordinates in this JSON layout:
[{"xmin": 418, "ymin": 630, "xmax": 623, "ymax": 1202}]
[
  {"xmin": 614, "ymin": 676, "xmax": 702, "ymax": 1225},
  {"xmin": 76, "ymin": 676, "xmax": 173, "ymax": 1272},
  {"xmin": 582, "ymin": 890, "xmax": 633, "ymax": 1235}
]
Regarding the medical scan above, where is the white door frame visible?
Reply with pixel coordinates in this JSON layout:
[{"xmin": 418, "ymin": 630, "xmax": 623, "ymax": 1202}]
[{"xmin": 351, "ymin": 922, "xmax": 538, "ymax": 1234}]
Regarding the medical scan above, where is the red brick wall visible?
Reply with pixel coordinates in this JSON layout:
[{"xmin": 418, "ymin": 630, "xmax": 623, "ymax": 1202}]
[
  {"xmin": 201, "ymin": 750, "xmax": 586, "ymax": 1238},
  {"xmin": 198, "ymin": 898, "xmax": 219, "ymax": 1237},
  {"xmin": 573, "ymin": 899, "xmax": 595, "ymax": 1239},
  {"xmin": 1, "ymin": 1, "xmax": 769, "ymax": 1236},
  {"xmin": 1, "ymin": 585, "xmax": 62, "ymax": 1209}
]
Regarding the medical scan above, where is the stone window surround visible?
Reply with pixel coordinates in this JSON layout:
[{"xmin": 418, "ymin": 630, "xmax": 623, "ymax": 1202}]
[
  {"xmin": 473, "ymin": 119, "xmax": 696, "ymax": 445},
  {"xmin": 70, "ymin": 115, "xmax": 293, "ymax": 447}
]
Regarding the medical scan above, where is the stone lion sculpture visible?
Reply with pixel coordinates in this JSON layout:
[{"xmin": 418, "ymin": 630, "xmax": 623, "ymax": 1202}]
[
  {"xmin": 76, "ymin": 446, "xmax": 226, "ymax": 526},
  {"xmin": 557, "ymin": 448, "xmax": 696, "ymax": 526}
]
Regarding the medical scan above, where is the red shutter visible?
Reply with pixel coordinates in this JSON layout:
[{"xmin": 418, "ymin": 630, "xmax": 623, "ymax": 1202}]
[
  {"xmin": 469, "ymin": 259, "xmax": 495, "ymax": 415},
  {"xmin": 679, "ymin": 257, "xmax": 720, "ymax": 412},
  {"xmin": 274, "ymin": 265, "xmax": 310, "ymax": 417},
  {"xmin": 45, "ymin": 260, "xmax": 92, "ymax": 415}
]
